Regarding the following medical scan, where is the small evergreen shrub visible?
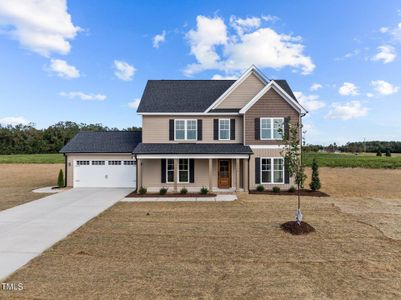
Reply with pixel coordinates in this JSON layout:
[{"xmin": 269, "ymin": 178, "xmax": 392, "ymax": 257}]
[
  {"xmin": 376, "ymin": 150, "xmax": 382, "ymax": 157},
  {"xmin": 309, "ymin": 158, "xmax": 321, "ymax": 191},
  {"xmin": 385, "ymin": 150, "xmax": 392, "ymax": 157},
  {"xmin": 200, "ymin": 187, "xmax": 209, "ymax": 194},
  {"xmin": 159, "ymin": 187, "xmax": 168, "ymax": 195},
  {"xmin": 138, "ymin": 186, "xmax": 147, "ymax": 195},
  {"xmin": 57, "ymin": 169, "xmax": 64, "ymax": 188},
  {"xmin": 180, "ymin": 187, "xmax": 188, "ymax": 195},
  {"xmin": 272, "ymin": 186, "xmax": 281, "ymax": 193},
  {"xmin": 288, "ymin": 186, "xmax": 296, "ymax": 193},
  {"xmin": 256, "ymin": 184, "xmax": 265, "ymax": 192}
]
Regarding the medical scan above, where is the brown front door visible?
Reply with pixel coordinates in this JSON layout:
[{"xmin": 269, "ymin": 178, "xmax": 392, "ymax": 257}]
[{"xmin": 218, "ymin": 159, "xmax": 231, "ymax": 188}]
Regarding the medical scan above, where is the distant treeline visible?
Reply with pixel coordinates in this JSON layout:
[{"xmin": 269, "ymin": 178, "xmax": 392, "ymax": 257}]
[
  {"xmin": 0, "ymin": 121, "xmax": 141, "ymax": 155},
  {"xmin": 304, "ymin": 141, "xmax": 401, "ymax": 153}
]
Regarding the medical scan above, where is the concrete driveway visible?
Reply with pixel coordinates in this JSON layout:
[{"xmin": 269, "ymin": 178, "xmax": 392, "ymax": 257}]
[{"xmin": 0, "ymin": 188, "xmax": 132, "ymax": 280}]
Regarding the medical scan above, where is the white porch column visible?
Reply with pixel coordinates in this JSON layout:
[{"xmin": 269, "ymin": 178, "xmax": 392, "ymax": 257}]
[
  {"xmin": 236, "ymin": 159, "xmax": 240, "ymax": 192},
  {"xmin": 243, "ymin": 158, "xmax": 249, "ymax": 192},
  {"xmin": 137, "ymin": 158, "xmax": 142, "ymax": 193},
  {"xmin": 208, "ymin": 158, "xmax": 213, "ymax": 192},
  {"xmin": 174, "ymin": 159, "xmax": 178, "ymax": 192}
]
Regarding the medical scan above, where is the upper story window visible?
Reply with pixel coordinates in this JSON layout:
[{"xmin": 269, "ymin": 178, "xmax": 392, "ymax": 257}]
[
  {"xmin": 175, "ymin": 119, "xmax": 197, "ymax": 141},
  {"xmin": 218, "ymin": 119, "xmax": 230, "ymax": 140},
  {"xmin": 260, "ymin": 118, "xmax": 284, "ymax": 140}
]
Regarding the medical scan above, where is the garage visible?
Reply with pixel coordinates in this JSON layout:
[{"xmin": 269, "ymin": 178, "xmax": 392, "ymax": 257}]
[
  {"xmin": 60, "ymin": 131, "xmax": 142, "ymax": 189},
  {"xmin": 73, "ymin": 159, "xmax": 136, "ymax": 188}
]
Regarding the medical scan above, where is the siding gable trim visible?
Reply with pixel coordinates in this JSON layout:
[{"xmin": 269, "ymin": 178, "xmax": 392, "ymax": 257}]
[
  {"xmin": 239, "ymin": 81, "xmax": 307, "ymax": 115},
  {"xmin": 204, "ymin": 65, "xmax": 268, "ymax": 113}
]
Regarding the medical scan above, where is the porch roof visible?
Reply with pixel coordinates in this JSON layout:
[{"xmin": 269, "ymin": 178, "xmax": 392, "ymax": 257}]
[{"xmin": 133, "ymin": 143, "xmax": 253, "ymax": 155}]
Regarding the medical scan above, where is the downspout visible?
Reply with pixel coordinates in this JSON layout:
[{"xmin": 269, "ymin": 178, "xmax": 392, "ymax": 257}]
[{"xmin": 64, "ymin": 153, "xmax": 67, "ymax": 187}]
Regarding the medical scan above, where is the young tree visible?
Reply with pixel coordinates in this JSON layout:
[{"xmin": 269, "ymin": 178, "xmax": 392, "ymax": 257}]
[
  {"xmin": 309, "ymin": 158, "xmax": 321, "ymax": 191},
  {"xmin": 280, "ymin": 121, "xmax": 307, "ymax": 224},
  {"xmin": 376, "ymin": 150, "xmax": 382, "ymax": 157},
  {"xmin": 57, "ymin": 169, "xmax": 64, "ymax": 188},
  {"xmin": 385, "ymin": 149, "xmax": 392, "ymax": 157}
]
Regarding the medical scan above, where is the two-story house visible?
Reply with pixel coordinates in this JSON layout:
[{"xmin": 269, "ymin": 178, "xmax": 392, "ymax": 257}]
[{"xmin": 60, "ymin": 65, "xmax": 307, "ymax": 192}]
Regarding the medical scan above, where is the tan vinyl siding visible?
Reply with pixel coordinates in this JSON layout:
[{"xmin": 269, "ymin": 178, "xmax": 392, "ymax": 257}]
[
  {"xmin": 244, "ymin": 88, "xmax": 300, "ymax": 145},
  {"xmin": 142, "ymin": 115, "xmax": 243, "ymax": 143},
  {"xmin": 249, "ymin": 148, "xmax": 294, "ymax": 190},
  {"xmin": 66, "ymin": 154, "xmax": 134, "ymax": 187},
  {"xmin": 216, "ymin": 73, "xmax": 265, "ymax": 109}
]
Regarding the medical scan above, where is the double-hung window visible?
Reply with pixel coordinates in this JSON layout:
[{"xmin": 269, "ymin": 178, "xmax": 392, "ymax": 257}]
[
  {"xmin": 175, "ymin": 120, "xmax": 197, "ymax": 141},
  {"xmin": 178, "ymin": 159, "xmax": 189, "ymax": 183},
  {"xmin": 260, "ymin": 118, "xmax": 284, "ymax": 140},
  {"xmin": 261, "ymin": 158, "xmax": 284, "ymax": 184},
  {"xmin": 219, "ymin": 119, "xmax": 230, "ymax": 140},
  {"xmin": 166, "ymin": 159, "xmax": 174, "ymax": 183}
]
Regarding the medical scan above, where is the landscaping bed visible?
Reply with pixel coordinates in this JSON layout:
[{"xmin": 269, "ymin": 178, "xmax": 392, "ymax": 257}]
[
  {"xmin": 249, "ymin": 189, "xmax": 329, "ymax": 197},
  {"xmin": 126, "ymin": 191, "xmax": 217, "ymax": 198}
]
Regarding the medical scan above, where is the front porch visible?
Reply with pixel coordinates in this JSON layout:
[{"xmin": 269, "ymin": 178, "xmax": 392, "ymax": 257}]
[{"xmin": 136, "ymin": 156, "xmax": 249, "ymax": 193}]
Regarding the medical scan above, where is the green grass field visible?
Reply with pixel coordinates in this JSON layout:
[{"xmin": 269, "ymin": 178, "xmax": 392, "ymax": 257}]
[
  {"xmin": 0, "ymin": 154, "xmax": 64, "ymax": 164},
  {"xmin": 304, "ymin": 152, "xmax": 401, "ymax": 169}
]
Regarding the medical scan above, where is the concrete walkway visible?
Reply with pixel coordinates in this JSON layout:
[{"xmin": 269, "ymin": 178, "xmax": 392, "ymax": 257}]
[{"xmin": 0, "ymin": 188, "xmax": 132, "ymax": 281}]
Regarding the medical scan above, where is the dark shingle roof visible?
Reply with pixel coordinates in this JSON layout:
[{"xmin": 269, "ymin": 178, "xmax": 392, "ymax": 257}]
[
  {"xmin": 273, "ymin": 80, "xmax": 298, "ymax": 101},
  {"xmin": 137, "ymin": 80, "xmax": 235, "ymax": 113},
  {"xmin": 60, "ymin": 131, "xmax": 142, "ymax": 153},
  {"xmin": 133, "ymin": 143, "xmax": 253, "ymax": 155}
]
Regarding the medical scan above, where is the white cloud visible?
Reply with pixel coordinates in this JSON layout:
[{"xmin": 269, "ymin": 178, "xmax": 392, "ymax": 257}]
[
  {"xmin": 371, "ymin": 80, "xmax": 399, "ymax": 95},
  {"xmin": 294, "ymin": 91, "xmax": 325, "ymax": 111},
  {"xmin": 338, "ymin": 82, "xmax": 359, "ymax": 96},
  {"xmin": 372, "ymin": 45, "xmax": 396, "ymax": 63},
  {"xmin": 211, "ymin": 74, "xmax": 238, "ymax": 80},
  {"xmin": 366, "ymin": 92, "xmax": 374, "ymax": 98},
  {"xmin": 326, "ymin": 101, "xmax": 368, "ymax": 120},
  {"xmin": 113, "ymin": 60, "xmax": 136, "ymax": 81},
  {"xmin": 310, "ymin": 83, "xmax": 322, "ymax": 91},
  {"xmin": 380, "ymin": 27, "xmax": 389, "ymax": 33},
  {"xmin": 128, "ymin": 98, "xmax": 141, "ymax": 109},
  {"xmin": 59, "ymin": 91, "xmax": 106, "ymax": 101},
  {"xmin": 0, "ymin": 116, "xmax": 29, "ymax": 126},
  {"xmin": 0, "ymin": 0, "xmax": 80, "ymax": 57},
  {"xmin": 335, "ymin": 49, "xmax": 360, "ymax": 61},
  {"xmin": 152, "ymin": 30, "xmax": 166, "ymax": 48},
  {"xmin": 185, "ymin": 15, "xmax": 315, "ymax": 76},
  {"xmin": 48, "ymin": 59, "xmax": 80, "ymax": 79},
  {"xmin": 261, "ymin": 15, "xmax": 279, "ymax": 22}
]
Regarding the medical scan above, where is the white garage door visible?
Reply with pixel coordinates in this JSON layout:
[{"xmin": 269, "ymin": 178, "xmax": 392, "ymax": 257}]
[{"xmin": 73, "ymin": 160, "xmax": 136, "ymax": 188}]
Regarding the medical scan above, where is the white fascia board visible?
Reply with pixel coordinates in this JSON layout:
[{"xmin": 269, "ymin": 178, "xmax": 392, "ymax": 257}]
[
  {"xmin": 137, "ymin": 112, "xmax": 240, "ymax": 116},
  {"xmin": 204, "ymin": 65, "xmax": 269, "ymax": 113},
  {"xmin": 239, "ymin": 81, "xmax": 307, "ymax": 114},
  {"xmin": 136, "ymin": 154, "xmax": 250, "ymax": 159},
  {"xmin": 249, "ymin": 145, "xmax": 285, "ymax": 149}
]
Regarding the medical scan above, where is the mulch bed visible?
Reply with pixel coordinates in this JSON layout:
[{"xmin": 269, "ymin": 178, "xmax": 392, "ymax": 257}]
[
  {"xmin": 250, "ymin": 189, "xmax": 329, "ymax": 197},
  {"xmin": 126, "ymin": 191, "xmax": 217, "ymax": 198},
  {"xmin": 280, "ymin": 221, "xmax": 316, "ymax": 235}
]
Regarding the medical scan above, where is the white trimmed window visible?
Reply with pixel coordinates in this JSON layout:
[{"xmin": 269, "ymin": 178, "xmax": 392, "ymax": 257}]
[
  {"xmin": 108, "ymin": 160, "xmax": 122, "ymax": 165},
  {"xmin": 123, "ymin": 161, "xmax": 135, "ymax": 165},
  {"xmin": 261, "ymin": 158, "xmax": 284, "ymax": 184},
  {"xmin": 219, "ymin": 119, "xmax": 230, "ymax": 140},
  {"xmin": 260, "ymin": 118, "xmax": 284, "ymax": 140},
  {"xmin": 175, "ymin": 120, "xmax": 197, "ymax": 141},
  {"xmin": 178, "ymin": 159, "xmax": 189, "ymax": 183},
  {"xmin": 76, "ymin": 160, "xmax": 90, "ymax": 166},
  {"xmin": 92, "ymin": 160, "xmax": 105, "ymax": 165},
  {"xmin": 167, "ymin": 159, "xmax": 174, "ymax": 183}
]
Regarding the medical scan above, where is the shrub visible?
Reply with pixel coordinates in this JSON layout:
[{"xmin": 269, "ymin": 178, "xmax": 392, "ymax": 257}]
[
  {"xmin": 159, "ymin": 187, "xmax": 168, "ymax": 195},
  {"xmin": 272, "ymin": 186, "xmax": 281, "ymax": 193},
  {"xmin": 57, "ymin": 169, "xmax": 64, "ymax": 188},
  {"xmin": 256, "ymin": 184, "xmax": 265, "ymax": 192},
  {"xmin": 138, "ymin": 186, "xmax": 147, "ymax": 195},
  {"xmin": 376, "ymin": 150, "xmax": 382, "ymax": 157},
  {"xmin": 180, "ymin": 187, "xmax": 188, "ymax": 195},
  {"xmin": 309, "ymin": 158, "xmax": 321, "ymax": 191},
  {"xmin": 288, "ymin": 186, "xmax": 296, "ymax": 193},
  {"xmin": 386, "ymin": 150, "xmax": 392, "ymax": 157},
  {"xmin": 200, "ymin": 187, "xmax": 208, "ymax": 194}
]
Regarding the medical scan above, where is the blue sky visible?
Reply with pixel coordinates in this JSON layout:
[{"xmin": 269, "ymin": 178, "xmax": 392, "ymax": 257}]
[{"xmin": 1, "ymin": 0, "xmax": 401, "ymax": 145}]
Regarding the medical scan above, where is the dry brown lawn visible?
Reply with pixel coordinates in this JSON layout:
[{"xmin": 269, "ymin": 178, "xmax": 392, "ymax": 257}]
[
  {"xmin": 2, "ymin": 167, "xmax": 401, "ymax": 299},
  {"xmin": 0, "ymin": 164, "xmax": 63, "ymax": 211}
]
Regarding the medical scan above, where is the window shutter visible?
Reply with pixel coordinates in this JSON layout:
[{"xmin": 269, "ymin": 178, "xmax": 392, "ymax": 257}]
[
  {"xmin": 284, "ymin": 117, "xmax": 291, "ymax": 140},
  {"xmin": 197, "ymin": 119, "xmax": 203, "ymax": 141},
  {"xmin": 230, "ymin": 119, "xmax": 235, "ymax": 140},
  {"xmin": 189, "ymin": 159, "xmax": 195, "ymax": 183},
  {"xmin": 169, "ymin": 120, "xmax": 174, "ymax": 141},
  {"xmin": 213, "ymin": 119, "xmax": 218, "ymax": 140},
  {"xmin": 255, "ymin": 157, "xmax": 260, "ymax": 184},
  {"xmin": 161, "ymin": 159, "xmax": 166, "ymax": 183},
  {"xmin": 255, "ymin": 118, "xmax": 260, "ymax": 140},
  {"xmin": 284, "ymin": 157, "xmax": 290, "ymax": 184}
]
